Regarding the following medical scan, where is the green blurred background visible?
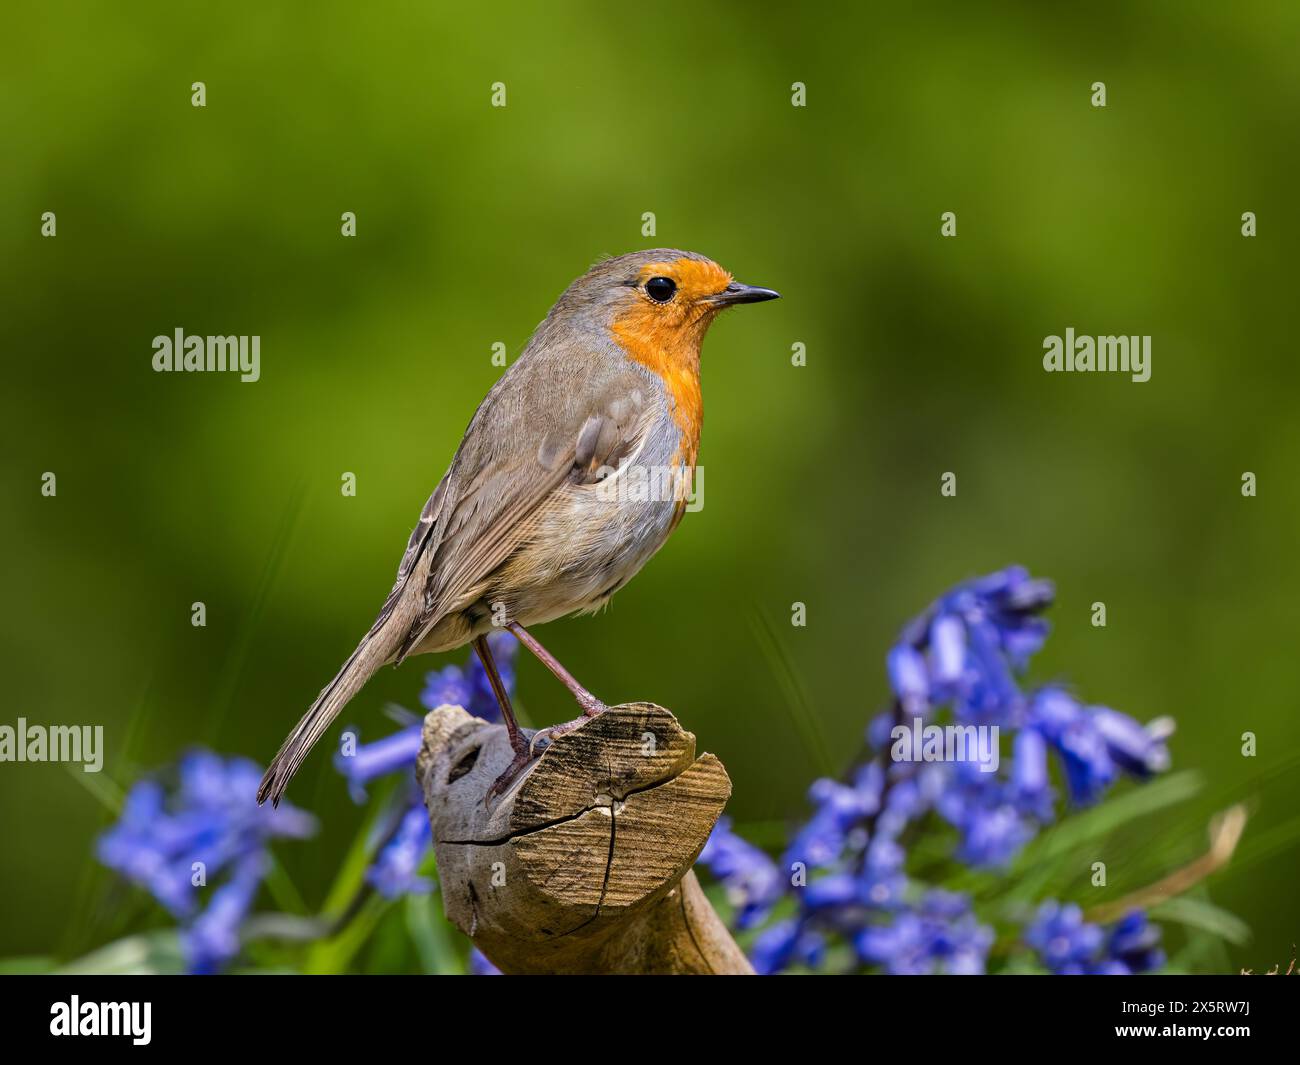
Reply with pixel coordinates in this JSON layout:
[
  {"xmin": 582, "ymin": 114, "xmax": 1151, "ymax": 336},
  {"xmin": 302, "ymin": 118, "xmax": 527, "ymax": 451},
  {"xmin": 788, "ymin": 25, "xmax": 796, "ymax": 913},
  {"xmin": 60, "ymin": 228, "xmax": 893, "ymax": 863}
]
[{"xmin": 2, "ymin": 1, "xmax": 1297, "ymax": 971}]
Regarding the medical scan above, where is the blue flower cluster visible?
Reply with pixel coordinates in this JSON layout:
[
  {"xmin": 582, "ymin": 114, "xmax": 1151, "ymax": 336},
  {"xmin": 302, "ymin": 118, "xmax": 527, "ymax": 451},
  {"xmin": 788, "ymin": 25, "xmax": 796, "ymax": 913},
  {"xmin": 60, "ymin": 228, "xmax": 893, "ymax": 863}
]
[
  {"xmin": 96, "ymin": 635, "xmax": 514, "ymax": 970},
  {"xmin": 334, "ymin": 631, "xmax": 516, "ymax": 899},
  {"xmin": 96, "ymin": 751, "xmax": 316, "ymax": 973},
  {"xmin": 696, "ymin": 566, "xmax": 1171, "ymax": 975},
  {"xmin": 697, "ymin": 816, "xmax": 786, "ymax": 930},
  {"xmin": 1025, "ymin": 902, "xmax": 1165, "ymax": 975}
]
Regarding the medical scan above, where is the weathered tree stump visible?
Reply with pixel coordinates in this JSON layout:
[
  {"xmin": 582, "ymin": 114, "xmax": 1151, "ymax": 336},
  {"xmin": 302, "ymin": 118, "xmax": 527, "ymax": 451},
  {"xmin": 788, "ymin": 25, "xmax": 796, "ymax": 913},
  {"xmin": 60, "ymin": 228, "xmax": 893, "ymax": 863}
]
[{"xmin": 417, "ymin": 701, "xmax": 752, "ymax": 974}]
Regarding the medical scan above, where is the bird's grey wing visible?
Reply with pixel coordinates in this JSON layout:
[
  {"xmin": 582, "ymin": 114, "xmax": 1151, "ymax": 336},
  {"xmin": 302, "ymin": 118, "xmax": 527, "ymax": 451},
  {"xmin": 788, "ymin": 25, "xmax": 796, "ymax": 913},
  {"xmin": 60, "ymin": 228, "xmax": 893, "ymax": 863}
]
[
  {"xmin": 372, "ymin": 475, "xmax": 449, "ymax": 635},
  {"xmin": 393, "ymin": 355, "xmax": 652, "ymax": 661}
]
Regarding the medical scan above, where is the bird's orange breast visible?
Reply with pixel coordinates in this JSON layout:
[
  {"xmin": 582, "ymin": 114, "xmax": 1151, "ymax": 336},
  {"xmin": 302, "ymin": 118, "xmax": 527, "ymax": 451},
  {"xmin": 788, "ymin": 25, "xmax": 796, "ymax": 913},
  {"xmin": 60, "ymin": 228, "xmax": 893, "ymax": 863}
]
[
  {"xmin": 611, "ymin": 258, "xmax": 731, "ymax": 467},
  {"xmin": 612, "ymin": 319, "xmax": 703, "ymax": 465}
]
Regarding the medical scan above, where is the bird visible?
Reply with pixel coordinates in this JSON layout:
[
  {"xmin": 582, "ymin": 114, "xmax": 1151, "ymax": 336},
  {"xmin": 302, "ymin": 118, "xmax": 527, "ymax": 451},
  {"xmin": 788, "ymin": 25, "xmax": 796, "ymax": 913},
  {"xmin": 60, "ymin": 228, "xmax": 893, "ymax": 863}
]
[{"xmin": 257, "ymin": 249, "xmax": 779, "ymax": 806}]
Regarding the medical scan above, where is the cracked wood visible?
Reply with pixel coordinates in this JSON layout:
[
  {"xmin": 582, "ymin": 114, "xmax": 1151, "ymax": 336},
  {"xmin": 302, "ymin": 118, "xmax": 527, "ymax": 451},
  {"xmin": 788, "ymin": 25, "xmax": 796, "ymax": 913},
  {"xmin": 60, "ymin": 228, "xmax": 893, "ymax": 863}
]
[{"xmin": 417, "ymin": 701, "xmax": 752, "ymax": 974}]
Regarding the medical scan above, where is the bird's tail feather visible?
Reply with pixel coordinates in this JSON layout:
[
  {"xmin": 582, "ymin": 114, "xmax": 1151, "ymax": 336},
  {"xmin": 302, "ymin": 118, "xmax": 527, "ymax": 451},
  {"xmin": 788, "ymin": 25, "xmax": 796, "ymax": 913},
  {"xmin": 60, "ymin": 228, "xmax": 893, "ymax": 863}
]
[{"xmin": 257, "ymin": 628, "xmax": 396, "ymax": 806}]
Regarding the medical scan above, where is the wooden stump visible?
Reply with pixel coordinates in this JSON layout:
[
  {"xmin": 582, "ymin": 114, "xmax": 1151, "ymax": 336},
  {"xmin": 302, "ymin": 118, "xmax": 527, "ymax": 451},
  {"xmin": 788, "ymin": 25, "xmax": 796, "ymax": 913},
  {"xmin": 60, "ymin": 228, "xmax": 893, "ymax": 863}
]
[{"xmin": 417, "ymin": 701, "xmax": 752, "ymax": 975}]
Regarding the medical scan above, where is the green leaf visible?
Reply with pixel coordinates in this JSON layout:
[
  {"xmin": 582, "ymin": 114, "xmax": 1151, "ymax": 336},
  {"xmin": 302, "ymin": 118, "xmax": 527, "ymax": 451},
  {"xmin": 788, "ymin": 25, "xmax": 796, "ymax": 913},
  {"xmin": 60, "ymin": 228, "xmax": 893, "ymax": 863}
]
[
  {"xmin": 63, "ymin": 762, "xmax": 125, "ymax": 815},
  {"xmin": 317, "ymin": 778, "xmax": 400, "ymax": 920},
  {"xmin": 1151, "ymin": 896, "xmax": 1251, "ymax": 946},
  {"xmin": 1168, "ymin": 927, "xmax": 1235, "ymax": 974},
  {"xmin": 262, "ymin": 853, "xmax": 310, "ymax": 916},
  {"xmin": 1020, "ymin": 771, "xmax": 1204, "ymax": 864},
  {"xmin": 55, "ymin": 931, "xmax": 186, "ymax": 975},
  {"xmin": 302, "ymin": 893, "xmax": 390, "ymax": 975},
  {"xmin": 978, "ymin": 771, "xmax": 1203, "ymax": 907},
  {"xmin": 404, "ymin": 894, "xmax": 464, "ymax": 974}
]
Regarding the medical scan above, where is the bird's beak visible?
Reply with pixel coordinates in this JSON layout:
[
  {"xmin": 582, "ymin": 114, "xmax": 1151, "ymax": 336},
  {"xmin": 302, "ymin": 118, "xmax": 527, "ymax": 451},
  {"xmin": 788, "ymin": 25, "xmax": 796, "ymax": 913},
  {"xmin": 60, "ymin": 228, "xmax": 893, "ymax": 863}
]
[{"xmin": 710, "ymin": 281, "xmax": 781, "ymax": 307}]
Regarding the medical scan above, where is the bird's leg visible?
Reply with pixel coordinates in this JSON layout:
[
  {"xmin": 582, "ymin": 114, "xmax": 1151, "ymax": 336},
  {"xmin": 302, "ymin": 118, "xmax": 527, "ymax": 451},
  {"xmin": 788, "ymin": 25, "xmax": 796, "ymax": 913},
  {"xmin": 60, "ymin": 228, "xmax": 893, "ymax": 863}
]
[
  {"xmin": 507, "ymin": 623, "xmax": 607, "ymax": 717},
  {"xmin": 473, "ymin": 635, "xmax": 527, "ymax": 751},
  {"xmin": 473, "ymin": 635, "xmax": 534, "ymax": 799},
  {"xmin": 507, "ymin": 623, "xmax": 609, "ymax": 756}
]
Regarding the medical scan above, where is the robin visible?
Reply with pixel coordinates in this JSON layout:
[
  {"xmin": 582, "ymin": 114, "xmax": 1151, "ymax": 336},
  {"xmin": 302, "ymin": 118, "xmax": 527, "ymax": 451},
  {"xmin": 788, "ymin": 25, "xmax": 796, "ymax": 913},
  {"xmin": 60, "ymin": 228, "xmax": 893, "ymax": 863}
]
[{"xmin": 257, "ymin": 249, "xmax": 779, "ymax": 805}]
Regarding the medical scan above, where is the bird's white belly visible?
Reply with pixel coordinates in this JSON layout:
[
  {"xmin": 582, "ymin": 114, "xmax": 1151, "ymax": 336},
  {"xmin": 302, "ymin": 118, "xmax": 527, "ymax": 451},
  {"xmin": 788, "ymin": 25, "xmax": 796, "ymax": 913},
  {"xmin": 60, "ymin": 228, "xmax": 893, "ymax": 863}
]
[{"xmin": 497, "ymin": 432, "xmax": 694, "ymax": 625}]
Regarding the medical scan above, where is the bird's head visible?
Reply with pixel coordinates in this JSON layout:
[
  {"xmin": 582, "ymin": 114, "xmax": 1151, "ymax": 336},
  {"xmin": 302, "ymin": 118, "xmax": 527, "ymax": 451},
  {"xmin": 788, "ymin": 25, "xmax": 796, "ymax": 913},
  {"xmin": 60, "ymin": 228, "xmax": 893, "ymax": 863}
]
[{"xmin": 549, "ymin": 249, "xmax": 779, "ymax": 369}]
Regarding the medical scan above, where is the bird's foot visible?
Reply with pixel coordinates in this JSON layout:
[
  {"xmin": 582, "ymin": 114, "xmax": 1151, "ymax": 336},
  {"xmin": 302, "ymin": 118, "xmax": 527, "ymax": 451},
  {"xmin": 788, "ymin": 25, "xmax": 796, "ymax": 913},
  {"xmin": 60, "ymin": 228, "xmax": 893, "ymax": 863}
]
[
  {"xmin": 485, "ymin": 700, "xmax": 610, "ymax": 800},
  {"xmin": 527, "ymin": 699, "xmax": 609, "ymax": 757},
  {"xmin": 486, "ymin": 741, "xmax": 537, "ymax": 802}
]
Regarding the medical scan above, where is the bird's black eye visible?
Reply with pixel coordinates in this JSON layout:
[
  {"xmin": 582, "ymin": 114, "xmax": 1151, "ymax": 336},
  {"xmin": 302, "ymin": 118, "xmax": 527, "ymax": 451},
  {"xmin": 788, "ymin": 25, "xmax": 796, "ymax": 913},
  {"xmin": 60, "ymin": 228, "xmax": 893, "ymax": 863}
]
[{"xmin": 645, "ymin": 276, "xmax": 677, "ymax": 303}]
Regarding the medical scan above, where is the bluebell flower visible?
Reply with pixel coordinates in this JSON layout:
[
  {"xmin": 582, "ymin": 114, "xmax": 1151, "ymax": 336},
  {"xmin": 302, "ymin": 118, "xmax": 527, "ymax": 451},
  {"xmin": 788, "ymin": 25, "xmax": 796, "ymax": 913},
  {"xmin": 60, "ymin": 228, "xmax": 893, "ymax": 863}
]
[
  {"xmin": 1025, "ymin": 901, "xmax": 1163, "ymax": 975},
  {"xmin": 368, "ymin": 804, "xmax": 435, "ymax": 899},
  {"xmin": 693, "ymin": 567, "xmax": 1173, "ymax": 975},
  {"xmin": 929, "ymin": 614, "xmax": 966, "ymax": 687},
  {"xmin": 1093, "ymin": 709, "xmax": 1174, "ymax": 777},
  {"xmin": 940, "ymin": 781, "xmax": 1038, "ymax": 868},
  {"xmin": 1025, "ymin": 901, "xmax": 1104, "ymax": 974},
  {"xmin": 763, "ymin": 842, "xmax": 910, "ymax": 960},
  {"xmin": 697, "ymin": 817, "xmax": 783, "ymax": 929},
  {"xmin": 858, "ymin": 840, "xmax": 908, "ymax": 910},
  {"xmin": 420, "ymin": 667, "xmax": 475, "ymax": 715},
  {"xmin": 803, "ymin": 872, "xmax": 858, "ymax": 911},
  {"xmin": 96, "ymin": 750, "xmax": 316, "ymax": 972},
  {"xmin": 956, "ymin": 616, "xmax": 1024, "ymax": 724},
  {"xmin": 1010, "ymin": 726, "xmax": 1054, "ymax": 819},
  {"xmin": 1026, "ymin": 688, "xmax": 1113, "ymax": 804},
  {"xmin": 886, "ymin": 644, "xmax": 929, "ymax": 708},
  {"xmin": 855, "ymin": 893, "xmax": 993, "ymax": 975},
  {"xmin": 887, "ymin": 566, "xmax": 1054, "ymax": 719},
  {"xmin": 749, "ymin": 919, "xmax": 800, "ymax": 974},
  {"xmin": 1028, "ymin": 688, "xmax": 1173, "ymax": 807},
  {"xmin": 781, "ymin": 767, "xmax": 882, "ymax": 871},
  {"xmin": 334, "ymin": 725, "xmax": 423, "ymax": 803},
  {"xmin": 1105, "ymin": 910, "xmax": 1165, "ymax": 974},
  {"xmin": 96, "ymin": 780, "xmax": 194, "ymax": 915},
  {"xmin": 749, "ymin": 919, "xmax": 825, "ymax": 975},
  {"xmin": 182, "ymin": 851, "xmax": 267, "ymax": 974},
  {"xmin": 469, "ymin": 947, "xmax": 501, "ymax": 975},
  {"xmin": 876, "ymin": 763, "xmax": 946, "ymax": 837}
]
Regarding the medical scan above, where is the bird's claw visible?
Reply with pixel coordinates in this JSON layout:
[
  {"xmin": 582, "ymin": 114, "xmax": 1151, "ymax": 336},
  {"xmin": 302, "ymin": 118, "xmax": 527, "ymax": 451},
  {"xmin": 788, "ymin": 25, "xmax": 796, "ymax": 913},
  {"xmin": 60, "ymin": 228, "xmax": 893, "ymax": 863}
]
[
  {"xmin": 485, "ymin": 741, "xmax": 536, "ymax": 801},
  {"xmin": 526, "ymin": 704, "xmax": 607, "ymax": 757},
  {"xmin": 486, "ymin": 705, "xmax": 609, "ymax": 801}
]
